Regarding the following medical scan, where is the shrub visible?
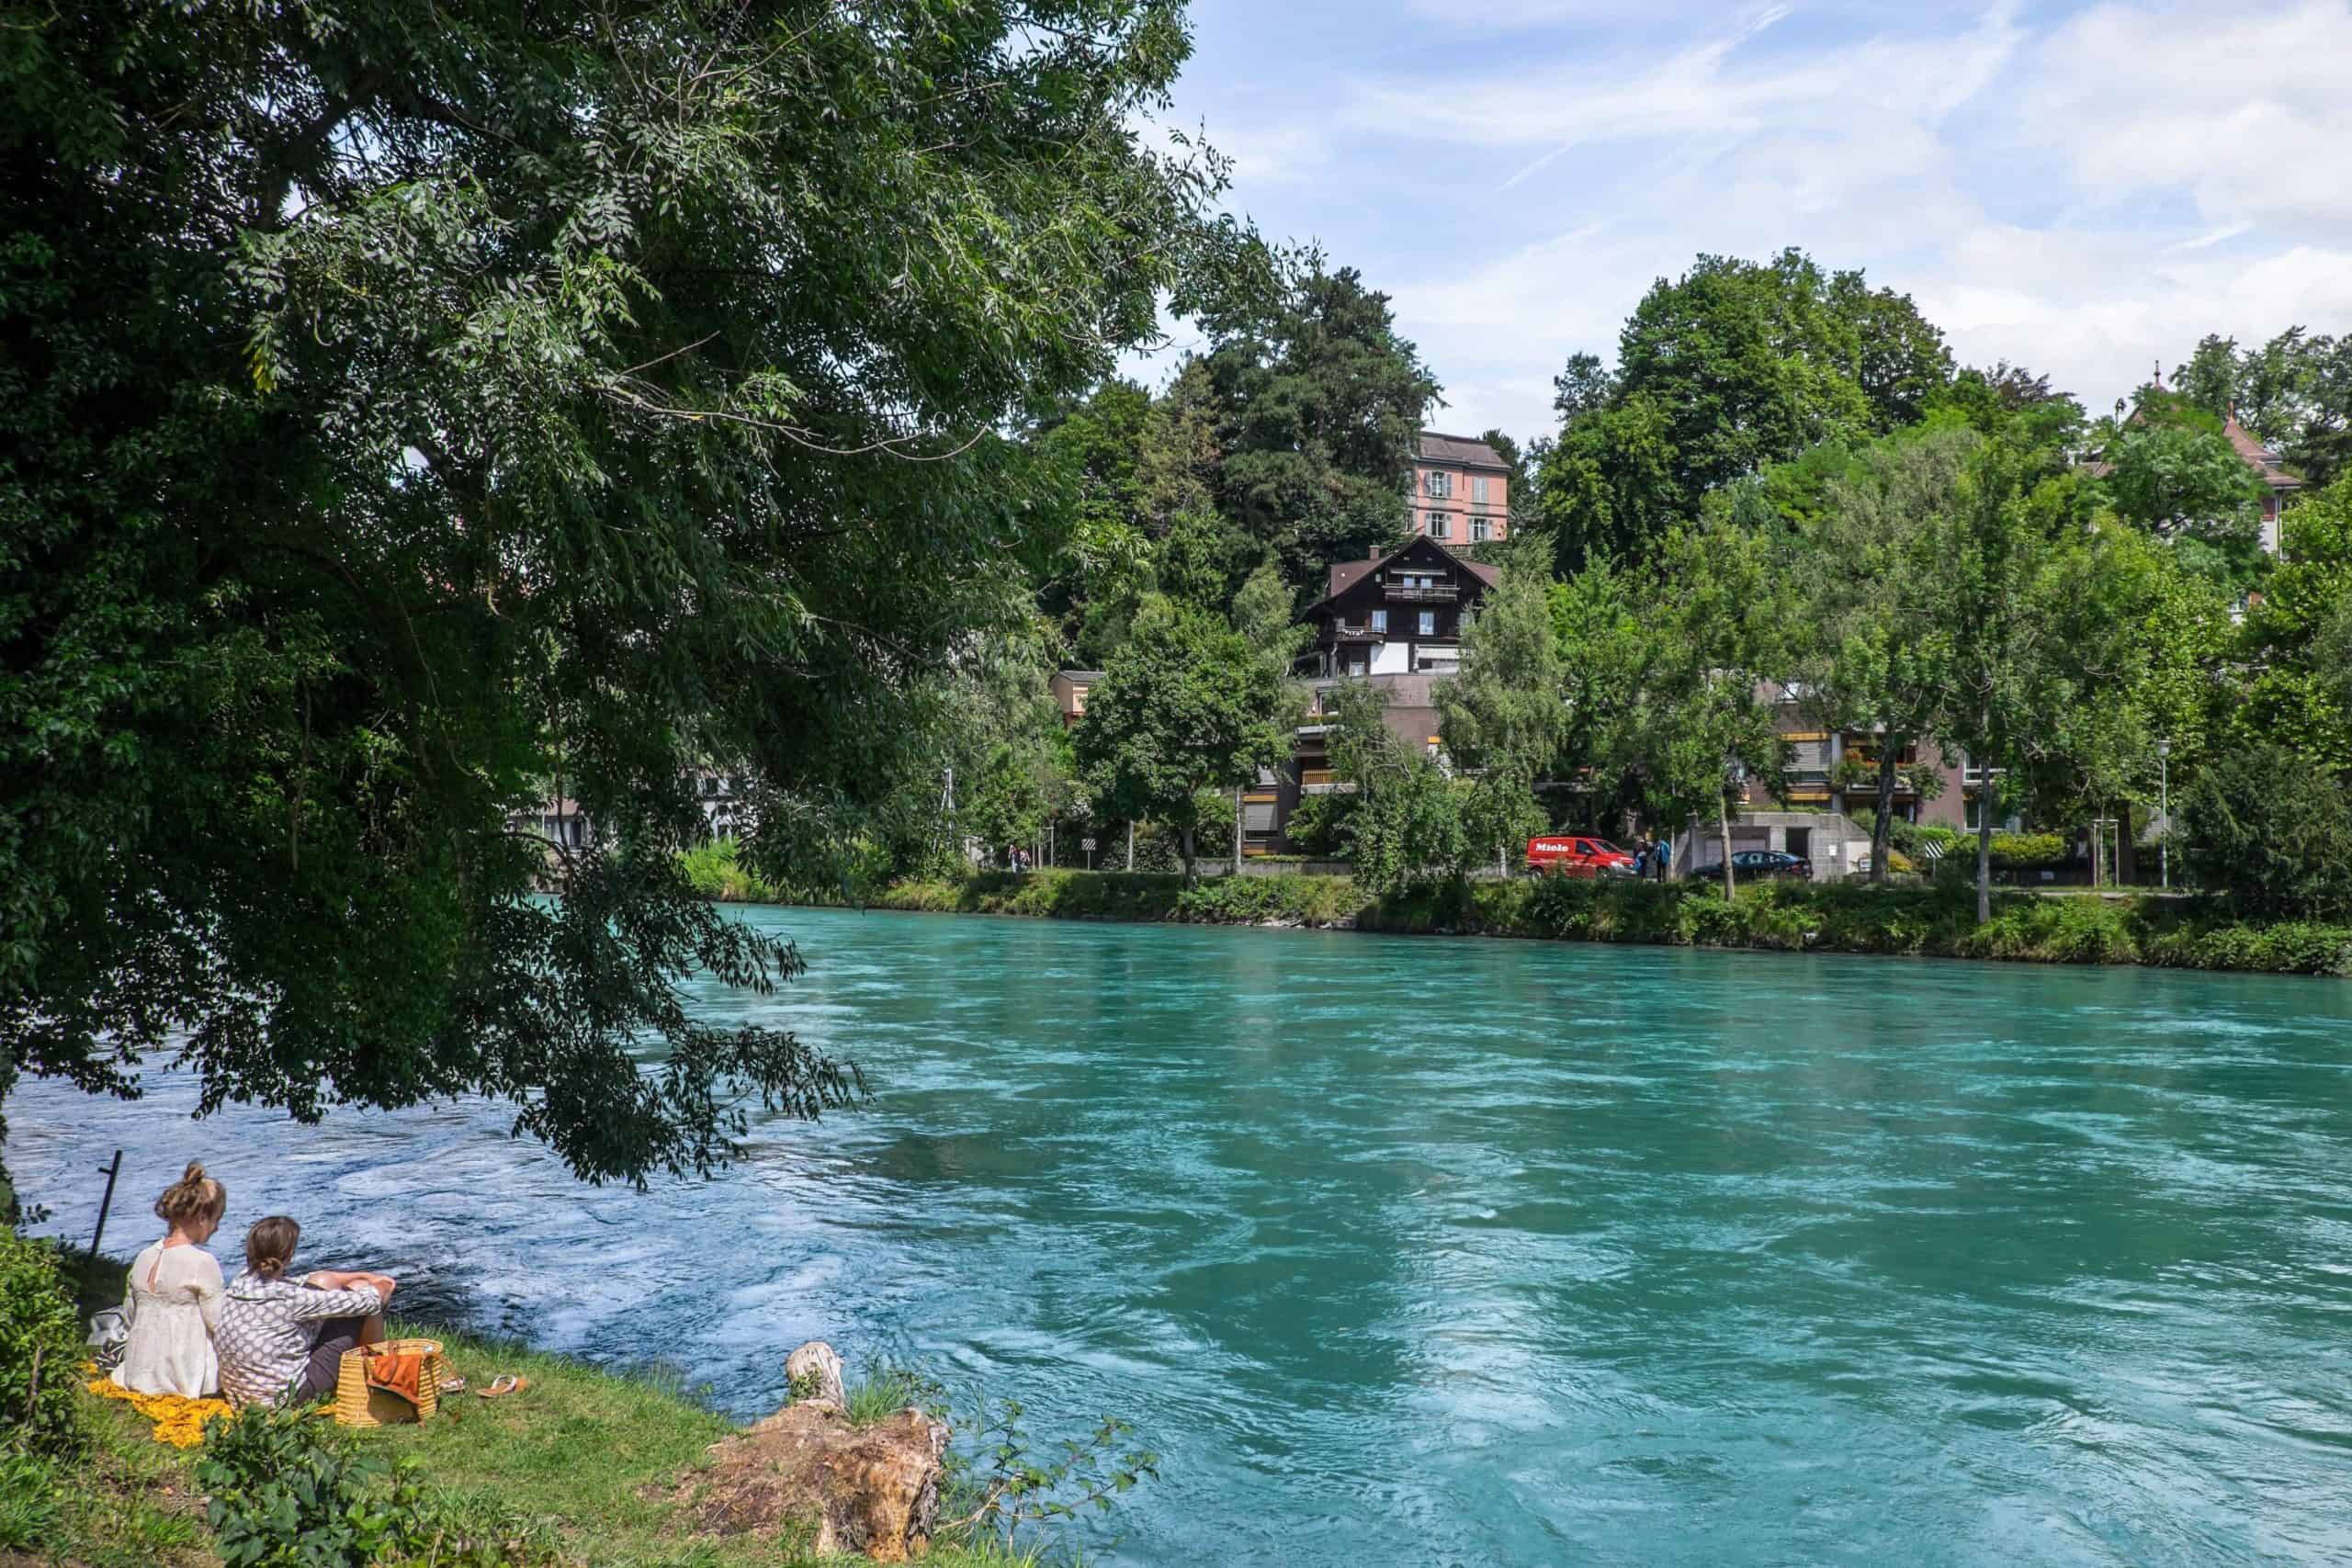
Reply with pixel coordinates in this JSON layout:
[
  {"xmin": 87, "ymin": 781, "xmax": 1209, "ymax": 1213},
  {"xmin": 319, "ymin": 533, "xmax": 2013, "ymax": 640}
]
[
  {"xmin": 677, "ymin": 837, "xmax": 786, "ymax": 903},
  {"xmin": 1280, "ymin": 793, "xmax": 1354, "ymax": 857},
  {"xmin": 195, "ymin": 1403, "xmax": 555, "ymax": 1567},
  {"xmin": 0, "ymin": 1233, "xmax": 84, "ymax": 1458},
  {"xmin": 2179, "ymin": 743, "xmax": 2352, "ymax": 920},
  {"xmin": 1987, "ymin": 832, "xmax": 2069, "ymax": 871}
]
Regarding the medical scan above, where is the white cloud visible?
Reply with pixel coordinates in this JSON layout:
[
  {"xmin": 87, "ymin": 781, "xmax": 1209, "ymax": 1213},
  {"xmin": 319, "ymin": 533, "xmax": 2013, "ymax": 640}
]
[
  {"xmin": 1161, "ymin": 1, "xmax": 2352, "ymax": 445},
  {"xmin": 2025, "ymin": 2, "xmax": 2352, "ymax": 233}
]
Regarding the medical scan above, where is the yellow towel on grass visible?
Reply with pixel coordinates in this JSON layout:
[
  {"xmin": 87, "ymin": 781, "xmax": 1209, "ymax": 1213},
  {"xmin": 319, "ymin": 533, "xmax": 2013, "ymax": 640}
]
[{"xmin": 84, "ymin": 1364, "xmax": 234, "ymax": 1448}]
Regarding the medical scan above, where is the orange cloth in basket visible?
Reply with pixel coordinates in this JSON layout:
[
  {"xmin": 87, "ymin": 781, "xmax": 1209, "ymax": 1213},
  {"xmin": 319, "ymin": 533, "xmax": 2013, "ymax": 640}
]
[{"xmin": 362, "ymin": 1348, "xmax": 425, "ymax": 1409}]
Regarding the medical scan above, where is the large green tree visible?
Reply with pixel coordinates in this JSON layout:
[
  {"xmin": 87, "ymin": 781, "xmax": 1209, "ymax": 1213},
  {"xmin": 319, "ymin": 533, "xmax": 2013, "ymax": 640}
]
[
  {"xmin": 1, "ymin": 0, "xmax": 1228, "ymax": 1184},
  {"xmin": 1436, "ymin": 540, "xmax": 1561, "ymax": 867},
  {"xmin": 1792, "ymin": 423, "xmax": 1976, "ymax": 883},
  {"xmin": 1072, "ymin": 596, "xmax": 1291, "ymax": 882},
  {"xmin": 2174, "ymin": 328, "xmax": 2352, "ymax": 489},
  {"xmin": 1916, "ymin": 437, "xmax": 2098, "ymax": 919},
  {"xmin": 1534, "ymin": 249, "xmax": 1951, "ymax": 570},
  {"xmin": 2233, "ymin": 474, "xmax": 2352, "ymax": 774},
  {"xmin": 1201, "ymin": 260, "xmax": 1440, "ymax": 587}
]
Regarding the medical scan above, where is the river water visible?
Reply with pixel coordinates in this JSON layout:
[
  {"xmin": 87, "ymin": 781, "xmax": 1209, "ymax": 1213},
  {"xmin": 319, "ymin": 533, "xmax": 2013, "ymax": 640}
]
[{"xmin": 12, "ymin": 908, "xmax": 2352, "ymax": 1565}]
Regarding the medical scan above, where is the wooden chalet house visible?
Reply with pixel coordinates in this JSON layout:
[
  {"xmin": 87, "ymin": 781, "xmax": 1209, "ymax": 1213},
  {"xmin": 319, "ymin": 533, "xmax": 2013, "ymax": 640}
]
[{"xmin": 1247, "ymin": 536, "xmax": 1499, "ymax": 854}]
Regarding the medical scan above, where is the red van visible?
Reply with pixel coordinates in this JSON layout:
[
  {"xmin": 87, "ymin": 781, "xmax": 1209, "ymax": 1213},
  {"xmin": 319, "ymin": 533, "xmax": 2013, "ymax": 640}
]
[{"xmin": 1525, "ymin": 836, "xmax": 1636, "ymax": 876}]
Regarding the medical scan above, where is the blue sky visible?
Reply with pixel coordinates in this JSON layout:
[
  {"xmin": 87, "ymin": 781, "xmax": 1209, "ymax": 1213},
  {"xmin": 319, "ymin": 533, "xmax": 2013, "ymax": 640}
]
[{"xmin": 1139, "ymin": 0, "xmax": 2352, "ymax": 444}]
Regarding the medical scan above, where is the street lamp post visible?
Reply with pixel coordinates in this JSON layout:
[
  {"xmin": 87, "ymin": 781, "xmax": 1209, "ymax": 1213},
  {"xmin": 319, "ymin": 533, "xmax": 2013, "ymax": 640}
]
[{"xmin": 2157, "ymin": 739, "xmax": 2171, "ymax": 891}]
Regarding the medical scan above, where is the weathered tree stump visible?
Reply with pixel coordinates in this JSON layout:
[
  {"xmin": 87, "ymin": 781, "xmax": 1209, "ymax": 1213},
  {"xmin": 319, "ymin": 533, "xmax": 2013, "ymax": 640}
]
[{"xmin": 674, "ymin": 1348, "xmax": 946, "ymax": 1562}]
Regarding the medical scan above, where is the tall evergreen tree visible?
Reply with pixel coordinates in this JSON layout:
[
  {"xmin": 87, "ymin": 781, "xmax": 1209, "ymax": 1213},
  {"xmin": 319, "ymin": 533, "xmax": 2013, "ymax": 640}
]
[{"xmin": 1202, "ymin": 261, "xmax": 1440, "ymax": 588}]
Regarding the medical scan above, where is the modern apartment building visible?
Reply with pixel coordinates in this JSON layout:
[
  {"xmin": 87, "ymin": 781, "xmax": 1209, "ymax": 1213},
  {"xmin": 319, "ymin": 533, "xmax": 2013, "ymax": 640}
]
[{"xmin": 1409, "ymin": 432, "xmax": 1511, "ymax": 546}]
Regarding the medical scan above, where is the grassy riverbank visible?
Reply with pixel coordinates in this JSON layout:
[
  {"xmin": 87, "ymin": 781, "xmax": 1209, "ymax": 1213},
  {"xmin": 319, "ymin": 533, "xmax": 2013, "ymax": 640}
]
[
  {"xmin": 17, "ymin": 1258, "xmax": 1051, "ymax": 1568},
  {"xmin": 796, "ymin": 869, "xmax": 2352, "ymax": 977}
]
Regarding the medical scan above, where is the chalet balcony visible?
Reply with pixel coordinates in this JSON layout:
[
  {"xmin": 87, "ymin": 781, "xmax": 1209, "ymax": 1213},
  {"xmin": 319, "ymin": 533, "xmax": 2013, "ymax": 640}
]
[
  {"xmin": 1300, "ymin": 769, "xmax": 1355, "ymax": 795},
  {"xmin": 1385, "ymin": 583, "xmax": 1458, "ymax": 604}
]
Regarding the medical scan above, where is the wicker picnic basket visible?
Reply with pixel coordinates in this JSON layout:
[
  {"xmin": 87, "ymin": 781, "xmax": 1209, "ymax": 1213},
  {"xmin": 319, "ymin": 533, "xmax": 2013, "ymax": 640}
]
[{"xmin": 333, "ymin": 1338, "xmax": 448, "ymax": 1427}]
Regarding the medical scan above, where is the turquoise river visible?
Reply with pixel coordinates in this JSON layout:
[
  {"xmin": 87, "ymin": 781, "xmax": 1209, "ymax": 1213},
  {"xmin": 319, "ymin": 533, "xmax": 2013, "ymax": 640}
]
[{"xmin": 12, "ymin": 908, "xmax": 2352, "ymax": 1565}]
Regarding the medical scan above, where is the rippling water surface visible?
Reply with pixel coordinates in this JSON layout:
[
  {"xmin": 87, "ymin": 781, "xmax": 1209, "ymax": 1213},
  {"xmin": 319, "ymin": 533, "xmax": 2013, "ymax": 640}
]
[{"xmin": 14, "ymin": 909, "xmax": 2352, "ymax": 1565}]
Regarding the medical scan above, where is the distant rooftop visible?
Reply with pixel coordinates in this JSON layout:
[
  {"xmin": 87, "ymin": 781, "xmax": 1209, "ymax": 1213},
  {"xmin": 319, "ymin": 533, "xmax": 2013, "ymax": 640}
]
[
  {"xmin": 1319, "ymin": 535, "xmax": 1500, "ymax": 606},
  {"xmin": 1413, "ymin": 431, "xmax": 1510, "ymax": 471}
]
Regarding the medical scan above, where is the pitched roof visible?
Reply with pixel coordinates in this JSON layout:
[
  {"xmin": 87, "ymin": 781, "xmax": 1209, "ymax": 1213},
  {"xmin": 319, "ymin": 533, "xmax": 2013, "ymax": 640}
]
[
  {"xmin": 2098, "ymin": 401, "xmax": 2305, "ymax": 490},
  {"xmin": 1315, "ymin": 536, "xmax": 1498, "ymax": 610},
  {"xmin": 1412, "ymin": 431, "xmax": 1510, "ymax": 471},
  {"xmin": 2222, "ymin": 412, "xmax": 2303, "ymax": 491}
]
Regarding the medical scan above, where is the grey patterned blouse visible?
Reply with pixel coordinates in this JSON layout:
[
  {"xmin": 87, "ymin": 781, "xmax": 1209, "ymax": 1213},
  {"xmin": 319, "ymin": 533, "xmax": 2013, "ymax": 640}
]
[{"xmin": 215, "ymin": 1270, "xmax": 383, "ymax": 1407}]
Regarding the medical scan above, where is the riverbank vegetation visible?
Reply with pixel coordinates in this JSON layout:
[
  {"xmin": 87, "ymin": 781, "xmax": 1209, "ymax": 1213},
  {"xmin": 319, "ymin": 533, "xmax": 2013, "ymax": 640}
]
[
  {"xmin": 795, "ymin": 870, "xmax": 2352, "ymax": 978},
  {"xmin": 2, "ymin": 1242, "xmax": 1129, "ymax": 1568},
  {"xmin": 858, "ymin": 264, "xmax": 2352, "ymax": 939}
]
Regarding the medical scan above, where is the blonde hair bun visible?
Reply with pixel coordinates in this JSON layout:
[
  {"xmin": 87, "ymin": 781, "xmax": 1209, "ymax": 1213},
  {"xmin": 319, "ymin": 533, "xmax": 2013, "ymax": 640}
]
[{"xmin": 154, "ymin": 1161, "xmax": 227, "ymax": 1226}]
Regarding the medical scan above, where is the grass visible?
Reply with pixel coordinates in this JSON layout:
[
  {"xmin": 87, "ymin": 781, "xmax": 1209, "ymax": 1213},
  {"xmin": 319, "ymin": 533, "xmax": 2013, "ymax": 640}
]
[
  {"xmin": 14, "ymin": 1297, "xmax": 1063, "ymax": 1568},
  {"xmin": 778, "ymin": 868, "xmax": 2352, "ymax": 977}
]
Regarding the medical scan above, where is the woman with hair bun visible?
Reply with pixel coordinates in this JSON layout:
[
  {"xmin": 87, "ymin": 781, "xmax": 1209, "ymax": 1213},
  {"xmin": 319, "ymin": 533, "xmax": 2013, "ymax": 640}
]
[{"xmin": 113, "ymin": 1160, "xmax": 229, "ymax": 1397}]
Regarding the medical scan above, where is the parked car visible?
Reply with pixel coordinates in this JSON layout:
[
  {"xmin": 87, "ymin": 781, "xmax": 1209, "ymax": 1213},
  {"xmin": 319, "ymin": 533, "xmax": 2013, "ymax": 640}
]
[
  {"xmin": 1526, "ymin": 836, "xmax": 1637, "ymax": 876},
  {"xmin": 1730, "ymin": 849, "xmax": 1812, "ymax": 880}
]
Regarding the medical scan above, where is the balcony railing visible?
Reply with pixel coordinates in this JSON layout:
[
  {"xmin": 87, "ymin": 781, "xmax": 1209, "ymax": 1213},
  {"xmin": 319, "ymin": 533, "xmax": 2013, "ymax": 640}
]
[{"xmin": 1385, "ymin": 583, "xmax": 1458, "ymax": 604}]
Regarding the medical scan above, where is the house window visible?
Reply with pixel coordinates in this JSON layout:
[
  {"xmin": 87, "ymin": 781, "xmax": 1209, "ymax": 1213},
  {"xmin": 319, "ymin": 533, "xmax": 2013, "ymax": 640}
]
[
  {"xmin": 1425, "ymin": 471, "xmax": 1452, "ymax": 499},
  {"xmin": 1473, "ymin": 475, "xmax": 1489, "ymax": 504},
  {"xmin": 1471, "ymin": 514, "xmax": 1490, "ymax": 542},
  {"xmin": 1418, "ymin": 610, "xmax": 1436, "ymax": 637},
  {"xmin": 1370, "ymin": 609, "xmax": 1387, "ymax": 634},
  {"xmin": 1428, "ymin": 512, "xmax": 1449, "ymax": 539}
]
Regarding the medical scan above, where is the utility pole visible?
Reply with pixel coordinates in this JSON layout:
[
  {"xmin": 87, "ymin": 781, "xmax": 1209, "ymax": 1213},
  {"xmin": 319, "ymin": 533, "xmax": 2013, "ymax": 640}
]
[
  {"xmin": 1126, "ymin": 821, "xmax": 1135, "ymax": 871},
  {"xmin": 89, "ymin": 1148, "xmax": 123, "ymax": 1259},
  {"xmin": 2157, "ymin": 739, "xmax": 2171, "ymax": 891},
  {"xmin": 1233, "ymin": 784, "xmax": 1243, "ymax": 874}
]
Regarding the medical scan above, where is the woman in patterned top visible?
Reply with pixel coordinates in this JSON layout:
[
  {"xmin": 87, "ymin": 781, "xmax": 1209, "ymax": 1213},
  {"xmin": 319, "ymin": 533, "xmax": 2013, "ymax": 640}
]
[{"xmin": 214, "ymin": 1215, "xmax": 400, "ymax": 1408}]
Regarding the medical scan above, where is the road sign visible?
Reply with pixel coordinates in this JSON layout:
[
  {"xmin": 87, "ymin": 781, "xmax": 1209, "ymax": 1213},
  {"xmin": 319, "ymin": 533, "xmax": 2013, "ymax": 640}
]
[{"xmin": 1080, "ymin": 837, "xmax": 1097, "ymax": 852}]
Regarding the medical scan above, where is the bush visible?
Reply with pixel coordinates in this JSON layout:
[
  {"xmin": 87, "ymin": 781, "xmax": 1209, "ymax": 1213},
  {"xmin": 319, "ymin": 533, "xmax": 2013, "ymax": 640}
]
[
  {"xmin": 195, "ymin": 1403, "xmax": 556, "ymax": 1567},
  {"xmin": 2180, "ymin": 743, "xmax": 2352, "ymax": 920},
  {"xmin": 0, "ymin": 1233, "xmax": 84, "ymax": 1459},
  {"xmin": 1280, "ymin": 792, "xmax": 1354, "ymax": 857},
  {"xmin": 1987, "ymin": 831, "xmax": 2069, "ymax": 870}
]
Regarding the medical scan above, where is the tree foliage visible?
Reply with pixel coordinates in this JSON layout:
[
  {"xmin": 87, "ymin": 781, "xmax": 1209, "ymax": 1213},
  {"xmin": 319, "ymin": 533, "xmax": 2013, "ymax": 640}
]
[
  {"xmin": 2179, "ymin": 743, "xmax": 2352, "ymax": 921},
  {"xmin": 2173, "ymin": 327, "xmax": 2352, "ymax": 489},
  {"xmin": 1202, "ymin": 260, "xmax": 1441, "ymax": 585},
  {"xmin": 1533, "ymin": 249, "xmax": 1951, "ymax": 570},
  {"xmin": 2234, "ymin": 475, "xmax": 2352, "ymax": 774},
  {"xmin": 1794, "ymin": 423, "xmax": 1975, "ymax": 880},
  {"xmin": 1, "ymin": 0, "xmax": 1231, "ymax": 1183},
  {"xmin": 1072, "ymin": 596, "xmax": 1292, "ymax": 881}
]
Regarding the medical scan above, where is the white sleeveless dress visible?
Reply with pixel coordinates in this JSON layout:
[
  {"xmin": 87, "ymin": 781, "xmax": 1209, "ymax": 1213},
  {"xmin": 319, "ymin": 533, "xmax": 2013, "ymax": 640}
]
[{"xmin": 113, "ymin": 1240, "xmax": 224, "ymax": 1398}]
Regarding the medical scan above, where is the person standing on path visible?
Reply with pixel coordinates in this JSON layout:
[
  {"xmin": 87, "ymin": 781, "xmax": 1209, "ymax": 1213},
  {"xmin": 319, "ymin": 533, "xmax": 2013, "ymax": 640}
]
[{"xmin": 1656, "ymin": 836, "xmax": 1672, "ymax": 882}]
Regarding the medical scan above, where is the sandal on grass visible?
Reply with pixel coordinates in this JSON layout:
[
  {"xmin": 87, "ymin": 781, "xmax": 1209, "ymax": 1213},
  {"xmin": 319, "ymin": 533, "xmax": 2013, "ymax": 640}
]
[{"xmin": 475, "ymin": 1375, "xmax": 529, "ymax": 1398}]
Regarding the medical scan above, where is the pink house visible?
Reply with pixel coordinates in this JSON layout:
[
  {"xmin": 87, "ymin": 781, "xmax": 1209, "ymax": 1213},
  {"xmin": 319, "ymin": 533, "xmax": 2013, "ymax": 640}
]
[{"xmin": 1408, "ymin": 432, "xmax": 1510, "ymax": 546}]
